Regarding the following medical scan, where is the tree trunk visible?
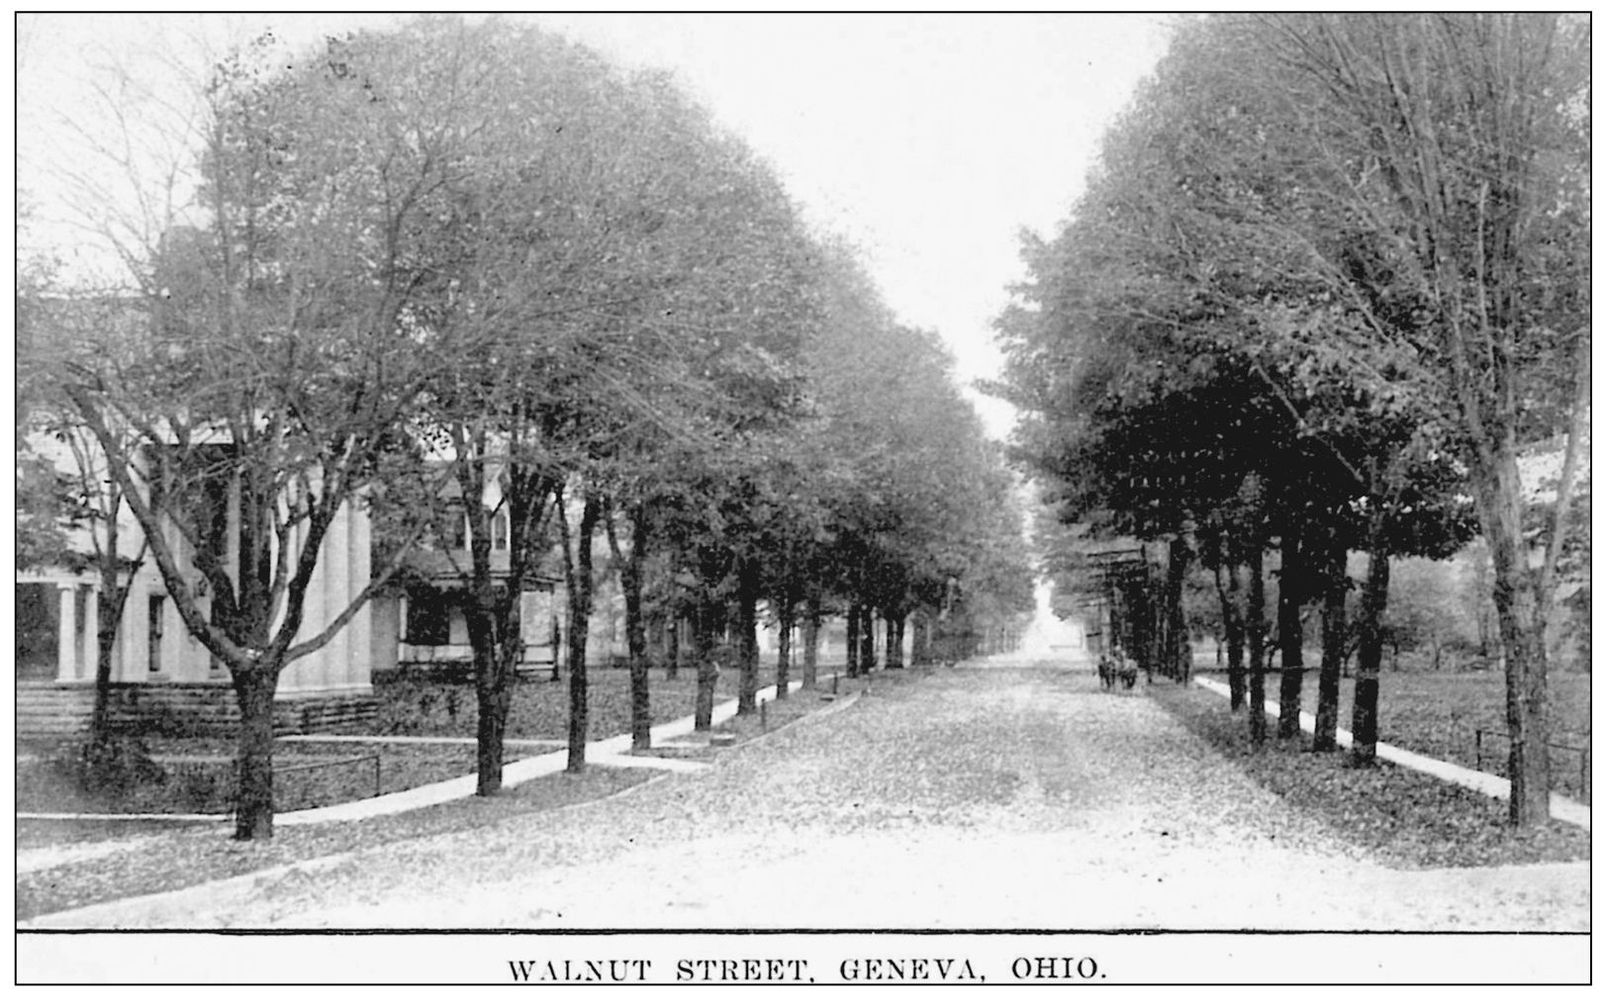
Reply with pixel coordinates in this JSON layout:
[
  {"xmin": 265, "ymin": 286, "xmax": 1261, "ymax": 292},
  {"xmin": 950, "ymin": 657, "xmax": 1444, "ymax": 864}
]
[
  {"xmin": 628, "ymin": 628, "xmax": 651, "ymax": 751},
  {"xmin": 1166, "ymin": 536, "xmax": 1189, "ymax": 682},
  {"xmin": 462, "ymin": 476, "xmax": 518, "ymax": 797},
  {"xmin": 1351, "ymin": 537, "xmax": 1390, "ymax": 767},
  {"xmin": 1276, "ymin": 532, "xmax": 1305, "ymax": 739},
  {"xmin": 1481, "ymin": 459, "xmax": 1553, "ymax": 823},
  {"xmin": 485, "ymin": 465, "xmax": 555, "ymax": 797},
  {"xmin": 846, "ymin": 602, "xmax": 861, "ymax": 677},
  {"xmin": 468, "ymin": 592, "xmax": 510, "ymax": 796},
  {"xmin": 859, "ymin": 604, "xmax": 877, "ymax": 672},
  {"xmin": 667, "ymin": 612, "xmax": 682, "ymax": 680},
  {"xmin": 91, "ymin": 568, "xmax": 133, "ymax": 748},
  {"xmin": 606, "ymin": 506, "xmax": 652, "ymax": 751},
  {"xmin": 89, "ymin": 502, "xmax": 131, "ymax": 747},
  {"xmin": 775, "ymin": 595, "xmax": 793, "ymax": 699},
  {"xmin": 736, "ymin": 563, "xmax": 759, "ymax": 716},
  {"xmin": 911, "ymin": 612, "xmax": 929, "ymax": 666},
  {"xmin": 1312, "ymin": 536, "xmax": 1348, "ymax": 752},
  {"xmin": 90, "ymin": 594, "xmax": 120, "ymax": 744},
  {"xmin": 801, "ymin": 596, "xmax": 820, "ymax": 689},
  {"xmin": 232, "ymin": 665, "xmax": 278, "ymax": 841},
  {"xmin": 1213, "ymin": 554, "xmax": 1247, "ymax": 710},
  {"xmin": 474, "ymin": 636, "xmax": 509, "ymax": 796},
  {"xmin": 1127, "ymin": 572, "xmax": 1156, "ymax": 683},
  {"xmin": 1246, "ymin": 545, "xmax": 1268, "ymax": 745},
  {"xmin": 693, "ymin": 601, "xmax": 718, "ymax": 731},
  {"xmin": 564, "ymin": 494, "xmax": 601, "ymax": 773},
  {"xmin": 886, "ymin": 613, "xmax": 905, "ymax": 668},
  {"xmin": 462, "ymin": 485, "xmax": 512, "ymax": 797}
]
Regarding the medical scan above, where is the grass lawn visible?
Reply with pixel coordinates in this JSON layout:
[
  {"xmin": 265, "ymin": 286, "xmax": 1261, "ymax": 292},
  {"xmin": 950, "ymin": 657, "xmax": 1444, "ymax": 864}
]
[
  {"xmin": 18, "ymin": 659, "xmax": 847, "ymax": 819},
  {"xmin": 15, "ymin": 765, "xmax": 657, "ymax": 921},
  {"xmin": 373, "ymin": 660, "xmax": 852, "ymax": 740},
  {"xmin": 16, "ymin": 738, "xmax": 547, "ymax": 816},
  {"xmin": 15, "ymin": 664, "xmax": 898, "ymax": 921},
  {"xmin": 1213, "ymin": 667, "xmax": 1591, "ymax": 800},
  {"xmin": 1152, "ymin": 682, "xmax": 1591, "ymax": 868}
]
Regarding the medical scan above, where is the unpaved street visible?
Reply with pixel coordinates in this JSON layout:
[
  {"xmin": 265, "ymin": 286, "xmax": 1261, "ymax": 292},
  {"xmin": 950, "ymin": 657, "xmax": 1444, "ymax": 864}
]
[{"xmin": 30, "ymin": 661, "xmax": 1589, "ymax": 930}]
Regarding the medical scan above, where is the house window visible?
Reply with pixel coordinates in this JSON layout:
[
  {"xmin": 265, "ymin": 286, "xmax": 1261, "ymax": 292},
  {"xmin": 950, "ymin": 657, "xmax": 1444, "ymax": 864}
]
[
  {"xmin": 148, "ymin": 595, "xmax": 166, "ymax": 673},
  {"xmin": 491, "ymin": 507, "xmax": 510, "ymax": 551},
  {"xmin": 405, "ymin": 593, "xmax": 452, "ymax": 646}
]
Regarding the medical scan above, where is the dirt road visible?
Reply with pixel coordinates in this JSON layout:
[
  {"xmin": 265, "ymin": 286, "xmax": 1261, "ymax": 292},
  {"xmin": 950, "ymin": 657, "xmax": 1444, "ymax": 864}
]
[{"xmin": 26, "ymin": 661, "xmax": 1588, "ymax": 931}]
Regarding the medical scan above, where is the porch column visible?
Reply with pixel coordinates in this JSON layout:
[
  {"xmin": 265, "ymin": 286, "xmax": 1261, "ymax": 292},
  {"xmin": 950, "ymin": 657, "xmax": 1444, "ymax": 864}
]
[
  {"xmin": 347, "ymin": 500, "xmax": 372, "ymax": 685},
  {"xmin": 298, "ymin": 516, "xmax": 326, "ymax": 689},
  {"xmin": 117, "ymin": 585, "xmax": 137, "ymax": 680},
  {"xmin": 82, "ymin": 587, "xmax": 99, "ymax": 681},
  {"xmin": 56, "ymin": 584, "xmax": 76, "ymax": 682},
  {"xmin": 322, "ymin": 502, "xmax": 351, "ymax": 688}
]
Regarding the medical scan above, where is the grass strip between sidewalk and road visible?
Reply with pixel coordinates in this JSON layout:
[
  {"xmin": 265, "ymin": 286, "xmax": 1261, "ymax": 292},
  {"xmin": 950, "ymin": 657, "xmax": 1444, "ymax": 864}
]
[{"xmin": 1148, "ymin": 682, "xmax": 1590, "ymax": 870}]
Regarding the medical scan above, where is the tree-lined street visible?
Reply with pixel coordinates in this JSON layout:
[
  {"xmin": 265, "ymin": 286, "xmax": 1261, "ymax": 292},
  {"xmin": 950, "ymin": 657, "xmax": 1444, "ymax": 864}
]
[
  {"xmin": 18, "ymin": 16, "xmax": 1035, "ymax": 840},
  {"xmin": 13, "ymin": 17, "xmax": 1590, "ymax": 977},
  {"xmin": 994, "ymin": 13, "xmax": 1589, "ymax": 825}
]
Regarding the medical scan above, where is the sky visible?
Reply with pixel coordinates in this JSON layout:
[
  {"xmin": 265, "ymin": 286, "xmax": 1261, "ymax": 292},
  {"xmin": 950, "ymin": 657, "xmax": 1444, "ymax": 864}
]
[{"xmin": 15, "ymin": 13, "xmax": 1173, "ymax": 439}]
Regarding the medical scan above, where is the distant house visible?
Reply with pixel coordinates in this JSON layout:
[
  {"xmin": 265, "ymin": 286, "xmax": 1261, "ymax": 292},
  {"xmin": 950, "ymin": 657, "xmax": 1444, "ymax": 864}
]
[
  {"xmin": 369, "ymin": 494, "xmax": 565, "ymax": 679},
  {"xmin": 15, "ymin": 429, "xmax": 379, "ymax": 737},
  {"xmin": 367, "ymin": 472, "xmax": 568, "ymax": 678}
]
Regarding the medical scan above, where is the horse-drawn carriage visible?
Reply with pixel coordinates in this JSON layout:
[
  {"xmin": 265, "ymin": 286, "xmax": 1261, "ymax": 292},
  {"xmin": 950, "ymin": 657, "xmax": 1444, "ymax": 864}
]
[{"xmin": 1097, "ymin": 652, "xmax": 1138, "ymax": 691}]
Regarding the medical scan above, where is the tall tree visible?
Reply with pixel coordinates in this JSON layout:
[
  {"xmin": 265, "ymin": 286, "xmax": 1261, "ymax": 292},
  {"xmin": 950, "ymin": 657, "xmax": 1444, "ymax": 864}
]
[
  {"xmin": 313, "ymin": 19, "xmax": 824, "ymax": 781},
  {"xmin": 1195, "ymin": 14, "xmax": 1588, "ymax": 821},
  {"xmin": 52, "ymin": 31, "xmax": 451, "ymax": 838}
]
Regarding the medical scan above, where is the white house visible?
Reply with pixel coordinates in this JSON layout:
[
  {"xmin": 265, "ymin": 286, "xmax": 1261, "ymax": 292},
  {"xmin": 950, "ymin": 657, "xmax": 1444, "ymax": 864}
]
[{"xmin": 16, "ymin": 428, "xmax": 379, "ymax": 737}]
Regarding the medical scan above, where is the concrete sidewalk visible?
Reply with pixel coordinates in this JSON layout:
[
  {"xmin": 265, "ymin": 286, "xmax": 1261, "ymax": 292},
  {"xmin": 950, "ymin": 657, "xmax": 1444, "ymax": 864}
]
[
  {"xmin": 278, "ymin": 677, "xmax": 808, "ymax": 824},
  {"xmin": 1193, "ymin": 676, "xmax": 1590, "ymax": 830},
  {"xmin": 18, "ymin": 677, "xmax": 813, "ymax": 828}
]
